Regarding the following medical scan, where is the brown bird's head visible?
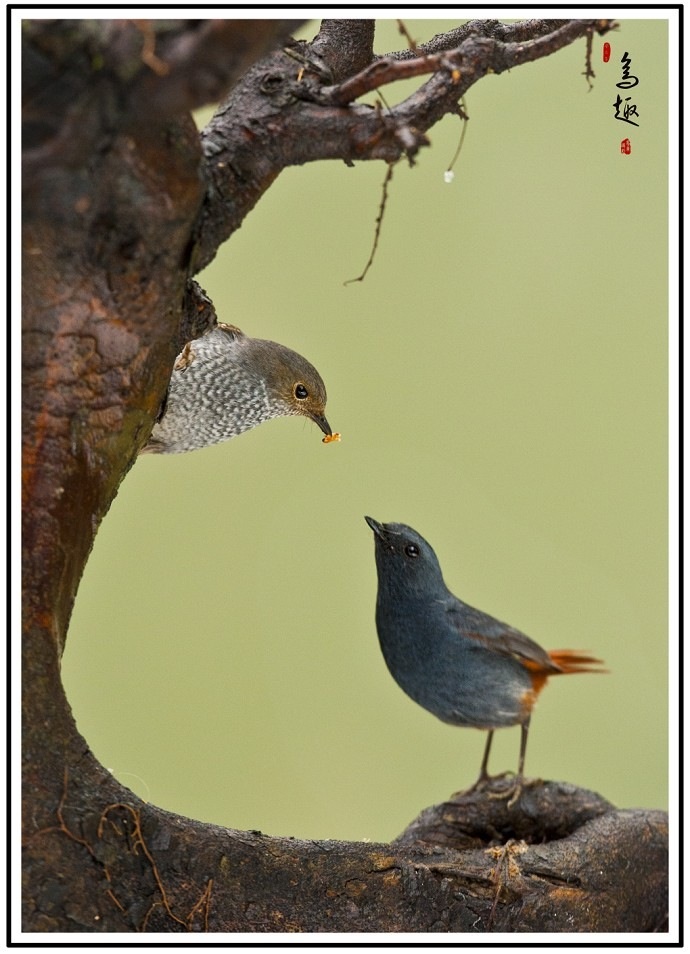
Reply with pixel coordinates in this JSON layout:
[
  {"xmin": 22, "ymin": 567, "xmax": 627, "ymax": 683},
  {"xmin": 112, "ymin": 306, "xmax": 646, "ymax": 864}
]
[{"xmin": 251, "ymin": 338, "xmax": 332, "ymax": 438}]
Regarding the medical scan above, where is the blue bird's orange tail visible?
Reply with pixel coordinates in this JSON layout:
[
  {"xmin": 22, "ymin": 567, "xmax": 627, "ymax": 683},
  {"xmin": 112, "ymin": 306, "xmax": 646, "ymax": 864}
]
[{"xmin": 547, "ymin": 650, "xmax": 607, "ymax": 675}]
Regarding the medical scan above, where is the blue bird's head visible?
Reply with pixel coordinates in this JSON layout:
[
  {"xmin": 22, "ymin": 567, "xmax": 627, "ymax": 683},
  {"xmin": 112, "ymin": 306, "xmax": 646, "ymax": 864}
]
[{"xmin": 364, "ymin": 516, "xmax": 447, "ymax": 602}]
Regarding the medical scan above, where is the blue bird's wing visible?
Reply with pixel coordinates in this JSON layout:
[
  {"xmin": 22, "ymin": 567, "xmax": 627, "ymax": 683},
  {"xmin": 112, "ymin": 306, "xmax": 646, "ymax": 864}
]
[{"xmin": 445, "ymin": 599, "xmax": 560, "ymax": 673}]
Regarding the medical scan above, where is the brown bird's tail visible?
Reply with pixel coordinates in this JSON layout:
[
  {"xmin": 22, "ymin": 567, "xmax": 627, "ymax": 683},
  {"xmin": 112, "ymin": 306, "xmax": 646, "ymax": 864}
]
[{"xmin": 547, "ymin": 650, "xmax": 608, "ymax": 674}]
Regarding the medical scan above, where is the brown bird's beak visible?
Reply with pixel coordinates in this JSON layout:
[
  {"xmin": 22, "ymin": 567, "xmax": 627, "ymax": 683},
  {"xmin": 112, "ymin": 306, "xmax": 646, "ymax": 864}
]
[{"xmin": 310, "ymin": 412, "xmax": 332, "ymax": 437}]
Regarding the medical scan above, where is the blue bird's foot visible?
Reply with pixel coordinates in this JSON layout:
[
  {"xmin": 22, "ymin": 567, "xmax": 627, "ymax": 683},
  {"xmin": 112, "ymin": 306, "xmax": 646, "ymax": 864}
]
[{"xmin": 488, "ymin": 776, "xmax": 522, "ymax": 807}]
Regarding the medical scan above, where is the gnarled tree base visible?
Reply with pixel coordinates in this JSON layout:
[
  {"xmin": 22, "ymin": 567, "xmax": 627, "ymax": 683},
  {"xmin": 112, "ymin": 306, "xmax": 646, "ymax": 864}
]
[{"xmin": 23, "ymin": 752, "xmax": 667, "ymax": 933}]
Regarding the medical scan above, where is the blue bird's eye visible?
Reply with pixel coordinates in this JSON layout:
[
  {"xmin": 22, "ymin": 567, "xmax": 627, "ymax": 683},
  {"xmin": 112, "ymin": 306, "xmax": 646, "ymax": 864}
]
[
  {"xmin": 405, "ymin": 544, "xmax": 420, "ymax": 559},
  {"xmin": 294, "ymin": 384, "xmax": 308, "ymax": 399}
]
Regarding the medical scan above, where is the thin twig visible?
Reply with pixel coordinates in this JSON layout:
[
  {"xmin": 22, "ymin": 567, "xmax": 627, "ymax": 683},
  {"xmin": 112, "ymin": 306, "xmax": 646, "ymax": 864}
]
[
  {"xmin": 345, "ymin": 163, "xmax": 395, "ymax": 284},
  {"xmin": 445, "ymin": 98, "xmax": 470, "ymax": 179},
  {"xmin": 583, "ymin": 25, "xmax": 595, "ymax": 89},
  {"xmin": 397, "ymin": 20, "xmax": 419, "ymax": 55}
]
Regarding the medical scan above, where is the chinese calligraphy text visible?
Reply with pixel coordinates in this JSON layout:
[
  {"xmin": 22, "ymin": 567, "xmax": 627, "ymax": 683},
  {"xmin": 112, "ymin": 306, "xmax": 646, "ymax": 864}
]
[{"xmin": 612, "ymin": 51, "xmax": 640, "ymax": 128}]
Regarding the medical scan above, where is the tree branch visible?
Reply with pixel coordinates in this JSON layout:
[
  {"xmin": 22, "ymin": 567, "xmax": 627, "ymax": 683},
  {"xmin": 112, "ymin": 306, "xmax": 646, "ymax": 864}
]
[
  {"xmin": 126, "ymin": 20, "xmax": 306, "ymax": 120},
  {"xmin": 192, "ymin": 18, "xmax": 615, "ymax": 271},
  {"xmin": 22, "ymin": 19, "xmax": 303, "ymax": 194},
  {"xmin": 315, "ymin": 19, "xmax": 614, "ymax": 106},
  {"xmin": 384, "ymin": 18, "xmax": 575, "ymax": 59},
  {"xmin": 309, "ymin": 19, "xmax": 375, "ymax": 82}
]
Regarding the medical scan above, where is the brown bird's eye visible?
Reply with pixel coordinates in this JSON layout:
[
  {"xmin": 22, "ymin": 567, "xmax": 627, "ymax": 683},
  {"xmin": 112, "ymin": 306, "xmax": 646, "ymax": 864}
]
[
  {"xmin": 405, "ymin": 544, "xmax": 420, "ymax": 558},
  {"xmin": 294, "ymin": 384, "xmax": 308, "ymax": 400}
]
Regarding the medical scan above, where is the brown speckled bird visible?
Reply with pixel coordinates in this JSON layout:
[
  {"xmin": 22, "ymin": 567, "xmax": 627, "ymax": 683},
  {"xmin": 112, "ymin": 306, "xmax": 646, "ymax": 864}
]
[{"xmin": 143, "ymin": 323, "xmax": 336, "ymax": 454}]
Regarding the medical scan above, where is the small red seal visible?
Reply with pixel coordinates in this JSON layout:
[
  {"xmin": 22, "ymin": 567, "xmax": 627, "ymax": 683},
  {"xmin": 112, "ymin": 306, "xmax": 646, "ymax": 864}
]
[
  {"xmin": 620, "ymin": 139, "xmax": 631, "ymax": 155},
  {"xmin": 603, "ymin": 42, "xmax": 611, "ymax": 62}
]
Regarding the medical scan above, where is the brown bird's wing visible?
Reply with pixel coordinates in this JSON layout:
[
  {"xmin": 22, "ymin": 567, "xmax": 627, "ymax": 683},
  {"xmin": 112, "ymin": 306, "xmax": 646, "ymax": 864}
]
[{"xmin": 216, "ymin": 322, "xmax": 246, "ymax": 340}]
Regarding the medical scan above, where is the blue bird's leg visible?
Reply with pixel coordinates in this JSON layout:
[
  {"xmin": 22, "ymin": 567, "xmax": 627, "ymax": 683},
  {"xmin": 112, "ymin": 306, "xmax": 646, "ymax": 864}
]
[
  {"xmin": 478, "ymin": 730, "xmax": 494, "ymax": 783},
  {"xmin": 487, "ymin": 716, "xmax": 532, "ymax": 807},
  {"xmin": 461, "ymin": 730, "xmax": 511, "ymax": 795}
]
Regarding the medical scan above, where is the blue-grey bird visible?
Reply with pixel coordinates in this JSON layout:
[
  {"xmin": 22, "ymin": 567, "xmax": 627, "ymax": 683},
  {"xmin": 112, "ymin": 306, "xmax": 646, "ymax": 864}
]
[{"xmin": 365, "ymin": 517, "xmax": 605, "ymax": 803}]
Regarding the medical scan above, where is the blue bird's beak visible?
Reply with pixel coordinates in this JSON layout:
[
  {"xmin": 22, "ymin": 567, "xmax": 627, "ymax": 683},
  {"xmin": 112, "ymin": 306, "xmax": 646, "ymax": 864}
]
[{"xmin": 365, "ymin": 515, "xmax": 384, "ymax": 537}]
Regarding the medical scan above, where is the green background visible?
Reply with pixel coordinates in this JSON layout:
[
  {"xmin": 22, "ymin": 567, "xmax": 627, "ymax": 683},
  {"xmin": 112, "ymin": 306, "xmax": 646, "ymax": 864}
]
[{"xmin": 63, "ymin": 19, "xmax": 669, "ymax": 843}]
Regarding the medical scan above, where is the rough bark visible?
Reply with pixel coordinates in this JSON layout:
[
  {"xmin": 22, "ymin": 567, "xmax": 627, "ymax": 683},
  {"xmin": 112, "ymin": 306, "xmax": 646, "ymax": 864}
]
[
  {"xmin": 21, "ymin": 16, "xmax": 666, "ymax": 934},
  {"xmin": 24, "ymin": 774, "xmax": 667, "ymax": 932}
]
